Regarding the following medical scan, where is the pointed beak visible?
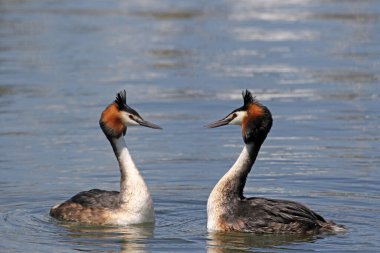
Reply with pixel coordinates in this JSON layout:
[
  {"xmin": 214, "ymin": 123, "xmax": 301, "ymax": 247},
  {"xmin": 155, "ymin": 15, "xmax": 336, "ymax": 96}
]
[
  {"xmin": 135, "ymin": 118, "xmax": 162, "ymax": 129},
  {"xmin": 205, "ymin": 117, "xmax": 233, "ymax": 128}
]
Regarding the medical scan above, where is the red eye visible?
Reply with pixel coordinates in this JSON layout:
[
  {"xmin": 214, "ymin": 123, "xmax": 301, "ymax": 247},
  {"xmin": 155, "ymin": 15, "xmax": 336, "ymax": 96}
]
[
  {"xmin": 129, "ymin": 115, "xmax": 134, "ymax": 120},
  {"xmin": 233, "ymin": 113, "xmax": 237, "ymax": 118}
]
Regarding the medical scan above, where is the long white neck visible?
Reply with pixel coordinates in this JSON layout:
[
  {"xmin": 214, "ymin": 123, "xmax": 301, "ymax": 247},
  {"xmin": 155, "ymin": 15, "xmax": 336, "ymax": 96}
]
[
  {"xmin": 111, "ymin": 137, "xmax": 154, "ymax": 223},
  {"xmin": 210, "ymin": 144, "xmax": 256, "ymax": 200},
  {"xmin": 207, "ymin": 144, "xmax": 257, "ymax": 230}
]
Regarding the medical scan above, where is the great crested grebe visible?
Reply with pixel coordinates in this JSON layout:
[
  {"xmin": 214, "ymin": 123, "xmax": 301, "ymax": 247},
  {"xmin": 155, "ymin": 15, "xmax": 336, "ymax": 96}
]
[
  {"xmin": 206, "ymin": 90, "xmax": 346, "ymax": 234},
  {"xmin": 50, "ymin": 90, "xmax": 161, "ymax": 225}
]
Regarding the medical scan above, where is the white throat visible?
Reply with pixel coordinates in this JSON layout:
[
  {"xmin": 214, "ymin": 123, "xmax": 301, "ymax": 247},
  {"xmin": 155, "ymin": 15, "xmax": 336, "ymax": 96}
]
[
  {"xmin": 229, "ymin": 111, "xmax": 247, "ymax": 125},
  {"xmin": 112, "ymin": 137, "xmax": 155, "ymax": 224},
  {"xmin": 207, "ymin": 145, "xmax": 253, "ymax": 231}
]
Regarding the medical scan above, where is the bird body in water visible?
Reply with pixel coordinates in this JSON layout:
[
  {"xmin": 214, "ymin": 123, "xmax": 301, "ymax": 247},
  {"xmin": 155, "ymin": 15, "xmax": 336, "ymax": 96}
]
[
  {"xmin": 206, "ymin": 90, "xmax": 346, "ymax": 234},
  {"xmin": 50, "ymin": 90, "xmax": 161, "ymax": 225}
]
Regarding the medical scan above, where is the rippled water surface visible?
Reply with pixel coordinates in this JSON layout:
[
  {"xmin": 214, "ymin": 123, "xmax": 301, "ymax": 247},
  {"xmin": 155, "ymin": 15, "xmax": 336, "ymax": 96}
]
[{"xmin": 1, "ymin": 0, "xmax": 380, "ymax": 252}]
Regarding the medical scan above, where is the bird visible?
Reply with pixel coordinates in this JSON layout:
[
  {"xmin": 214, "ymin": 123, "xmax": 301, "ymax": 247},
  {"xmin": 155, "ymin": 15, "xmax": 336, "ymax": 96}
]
[
  {"xmin": 50, "ymin": 90, "xmax": 161, "ymax": 225},
  {"xmin": 205, "ymin": 90, "xmax": 346, "ymax": 234}
]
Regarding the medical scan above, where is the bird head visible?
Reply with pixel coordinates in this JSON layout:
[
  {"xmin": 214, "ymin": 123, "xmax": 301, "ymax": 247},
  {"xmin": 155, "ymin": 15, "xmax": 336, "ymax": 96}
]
[
  {"xmin": 205, "ymin": 90, "xmax": 272, "ymax": 145},
  {"xmin": 99, "ymin": 90, "xmax": 161, "ymax": 139}
]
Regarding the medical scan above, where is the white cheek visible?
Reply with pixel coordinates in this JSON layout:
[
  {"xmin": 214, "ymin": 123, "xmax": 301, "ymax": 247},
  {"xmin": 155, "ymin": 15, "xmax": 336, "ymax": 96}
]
[
  {"xmin": 229, "ymin": 111, "xmax": 246, "ymax": 125},
  {"xmin": 120, "ymin": 112, "xmax": 139, "ymax": 126}
]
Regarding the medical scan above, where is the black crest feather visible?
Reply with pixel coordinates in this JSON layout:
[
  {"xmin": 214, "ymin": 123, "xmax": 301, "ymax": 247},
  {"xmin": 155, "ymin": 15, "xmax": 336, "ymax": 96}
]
[
  {"xmin": 115, "ymin": 90, "xmax": 127, "ymax": 110},
  {"xmin": 242, "ymin": 89, "xmax": 255, "ymax": 106}
]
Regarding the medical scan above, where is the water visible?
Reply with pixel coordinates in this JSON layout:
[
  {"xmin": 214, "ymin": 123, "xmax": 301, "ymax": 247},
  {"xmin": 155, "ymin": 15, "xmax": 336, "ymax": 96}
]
[{"xmin": 1, "ymin": 0, "xmax": 379, "ymax": 252}]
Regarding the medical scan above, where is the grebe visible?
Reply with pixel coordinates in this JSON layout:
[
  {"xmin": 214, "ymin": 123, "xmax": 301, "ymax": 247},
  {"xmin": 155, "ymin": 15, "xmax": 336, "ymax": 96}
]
[
  {"xmin": 50, "ymin": 90, "xmax": 161, "ymax": 225},
  {"xmin": 206, "ymin": 90, "xmax": 345, "ymax": 234}
]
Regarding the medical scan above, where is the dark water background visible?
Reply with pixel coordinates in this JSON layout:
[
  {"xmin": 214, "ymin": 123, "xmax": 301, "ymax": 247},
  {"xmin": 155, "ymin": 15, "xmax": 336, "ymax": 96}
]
[{"xmin": 1, "ymin": 0, "xmax": 379, "ymax": 252}]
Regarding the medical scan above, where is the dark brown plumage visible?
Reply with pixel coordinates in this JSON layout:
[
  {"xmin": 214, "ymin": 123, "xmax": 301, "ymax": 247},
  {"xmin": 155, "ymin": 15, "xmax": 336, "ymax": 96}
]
[{"xmin": 50, "ymin": 189, "xmax": 119, "ymax": 223}]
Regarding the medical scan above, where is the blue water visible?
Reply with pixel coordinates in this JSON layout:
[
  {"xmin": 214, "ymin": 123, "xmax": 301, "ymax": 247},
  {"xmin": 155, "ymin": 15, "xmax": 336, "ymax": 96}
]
[{"xmin": 1, "ymin": 0, "xmax": 379, "ymax": 252}]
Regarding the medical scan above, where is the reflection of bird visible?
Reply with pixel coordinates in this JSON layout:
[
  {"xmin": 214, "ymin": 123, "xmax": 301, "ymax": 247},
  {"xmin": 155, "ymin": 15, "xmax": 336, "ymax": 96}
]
[
  {"xmin": 50, "ymin": 90, "xmax": 161, "ymax": 225},
  {"xmin": 206, "ymin": 90, "xmax": 346, "ymax": 233},
  {"xmin": 63, "ymin": 223, "xmax": 154, "ymax": 253},
  {"xmin": 207, "ymin": 231, "xmax": 315, "ymax": 253}
]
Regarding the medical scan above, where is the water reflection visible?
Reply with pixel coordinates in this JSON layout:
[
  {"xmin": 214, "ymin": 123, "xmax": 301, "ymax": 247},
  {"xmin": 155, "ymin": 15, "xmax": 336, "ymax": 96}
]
[
  {"xmin": 59, "ymin": 223, "xmax": 154, "ymax": 253},
  {"xmin": 134, "ymin": 9, "xmax": 203, "ymax": 20},
  {"xmin": 215, "ymin": 88, "xmax": 315, "ymax": 101},
  {"xmin": 232, "ymin": 28, "xmax": 317, "ymax": 42},
  {"xmin": 149, "ymin": 48, "xmax": 192, "ymax": 69},
  {"xmin": 310, "ymin": 12, "xmax": 380, "ymax": 23},
  {"xmin": 316, "ymin": 69, "xmax": 379, "ymax": 84},
  {"xmin": 228, "ymin": 0, "xmax": 311, "ymax": 22},
  {"xmin": 211, "ymin": 64, "xmax": 302, "ymax": 78},
  {"xmin": 0, "ymin": 85, "xmax": 14, "ymax": 96},
  {"xmin": 207, "ymin": 231, "xmax": 316, "ymax": 253}
]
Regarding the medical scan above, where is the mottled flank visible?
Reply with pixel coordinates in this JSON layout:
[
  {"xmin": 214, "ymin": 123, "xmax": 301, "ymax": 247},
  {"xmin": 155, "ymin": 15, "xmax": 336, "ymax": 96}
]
[
  {"xmin": 50, "ymin": 189, "xmax": 119, "ymax": 224},
  {"xmin": 217, "ymin": 197, "xmax": 345, "ymax": 234}
]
